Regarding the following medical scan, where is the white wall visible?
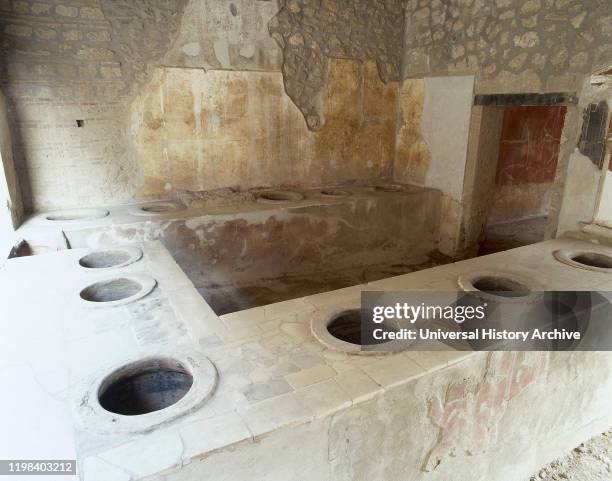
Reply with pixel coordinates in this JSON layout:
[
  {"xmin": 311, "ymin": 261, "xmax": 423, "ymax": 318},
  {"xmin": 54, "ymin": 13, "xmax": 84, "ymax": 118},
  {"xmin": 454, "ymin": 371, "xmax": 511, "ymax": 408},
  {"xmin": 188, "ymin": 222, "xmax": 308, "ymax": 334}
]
[
  {"xmin": 421, "ymin": 76, "xmax": 475, "ymax": 203},
  {"xmin": 420, "ymin": 75, "xmax": 475, "ymax": 255},
  {"xmin": 594, "ymin": 171, "xmax": 612, "ymax": 228}
]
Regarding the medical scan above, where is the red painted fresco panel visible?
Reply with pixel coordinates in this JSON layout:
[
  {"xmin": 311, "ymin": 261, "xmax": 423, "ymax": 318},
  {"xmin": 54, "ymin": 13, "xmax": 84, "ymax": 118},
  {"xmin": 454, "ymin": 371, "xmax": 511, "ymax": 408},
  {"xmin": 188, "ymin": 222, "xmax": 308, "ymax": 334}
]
[{"xmin": 496, "ymin": 106, "xmax": 567, "ymax": 185}]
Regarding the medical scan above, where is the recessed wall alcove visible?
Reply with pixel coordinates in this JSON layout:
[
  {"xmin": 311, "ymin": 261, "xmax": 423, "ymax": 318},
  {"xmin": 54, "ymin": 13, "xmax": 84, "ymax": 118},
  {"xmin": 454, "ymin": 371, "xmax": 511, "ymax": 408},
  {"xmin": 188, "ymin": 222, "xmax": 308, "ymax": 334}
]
[{"xmin": 470, "ymin": 93, "xmax": 576, "ymax": 255}]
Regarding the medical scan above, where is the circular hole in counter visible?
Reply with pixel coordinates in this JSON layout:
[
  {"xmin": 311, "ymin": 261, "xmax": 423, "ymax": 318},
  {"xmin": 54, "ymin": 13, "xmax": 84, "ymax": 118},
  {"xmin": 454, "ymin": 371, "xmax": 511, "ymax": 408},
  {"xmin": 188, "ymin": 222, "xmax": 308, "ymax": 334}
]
[
  {"xmin": 80, "ymin": 251, "xmax": 130, "ymax": 269},
  {"xmin": 256, "ymin": 190, "xmax": 304, "ymax": 203},
  {"xmin": 367, "ymin": 184, "xmax": 409, "ymax": 193},
  {"xmin": 140, "ymin": 201, "xmax": 185, "ymax": 214},
  {"xmin": 553, "ymin": 249, "xmax": 612, "ymax": 273},
  {"xmin": 458, "ymin": 270, "xmax": 542, "ymax": 306},
  {"xmin": 470, "ymin": 276, "xmax": 531, "ymax": 298},
  {"xmin": 327, "ymin": 309, "xmax": 396, "ymax": 346},
  {"xmin": 45, "ymin": 208, "xmax": 109, "ymax": 221},
  {"xmin": 79, "ymin": 247, "xmax": 142, "ymax": 270},
  {"xmin": 80, "ymin": 277, "xmax": 143, "ymax": 302},
  {"xmin": 570, "ymin": 252, "xmax": 612, "ymax": 269},
  {"xmin": 320, "ymin": 189, "xmax": 352, "ymax": 198},
  {"xmin": 98, "ymin": 358, "xmax": 193, "ymax": 416},
  {"xmin": 76, "ymin": 350, "xmax": 218, "ymax": 434}
]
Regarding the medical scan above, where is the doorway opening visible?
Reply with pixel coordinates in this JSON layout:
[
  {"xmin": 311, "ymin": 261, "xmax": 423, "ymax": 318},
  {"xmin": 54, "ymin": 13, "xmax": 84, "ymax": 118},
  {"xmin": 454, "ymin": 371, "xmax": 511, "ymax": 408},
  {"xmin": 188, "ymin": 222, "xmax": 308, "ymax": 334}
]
[{"xmin": 479, "ymin": 105, "xmax": 567, "ymax": 255}]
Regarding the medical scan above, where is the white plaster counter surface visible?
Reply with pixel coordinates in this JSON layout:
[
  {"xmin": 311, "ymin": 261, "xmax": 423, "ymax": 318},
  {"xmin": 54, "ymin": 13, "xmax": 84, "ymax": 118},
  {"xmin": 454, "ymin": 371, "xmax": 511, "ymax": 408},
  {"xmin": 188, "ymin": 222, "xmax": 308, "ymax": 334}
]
[
  {"xmin": 16, "ymin": 182, "xmax": 440, "ymax": 251},
  {"xmin": 1, "ymin": 237, "xmax": 611, "ymax": 481}
]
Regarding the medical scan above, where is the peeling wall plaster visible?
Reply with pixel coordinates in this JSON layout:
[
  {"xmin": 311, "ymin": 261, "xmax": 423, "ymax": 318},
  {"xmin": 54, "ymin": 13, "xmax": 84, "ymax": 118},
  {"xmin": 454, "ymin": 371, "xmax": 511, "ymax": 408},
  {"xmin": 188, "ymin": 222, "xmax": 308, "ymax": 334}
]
[
  {"xmin": 425, "ymin": 352, "xmax": 547, "ymax": 471},
  {"xmin": 131, "ymin": 60, "xmax": 398, "ymax": 199},
  {"xmin": 163, "ymin": 0, "xmax": 282, "ymax": 71},
  {"xmin": 0, "ymin": 0, "xmax": 188, "ymax": 212},
  {"xmin": 0, "ymin": 0, "xmax": 406, "ymax": 212},
  {"xmin": 161, "ymin": 351, "xmax": 612, "ymax": 481},
  {"xmin": 0, "ymin": 0, "xmax": 609, "ymax": 237},
  {"xmin": 269, "ymin": 0, "xmax": 406, "ymax": 130}
]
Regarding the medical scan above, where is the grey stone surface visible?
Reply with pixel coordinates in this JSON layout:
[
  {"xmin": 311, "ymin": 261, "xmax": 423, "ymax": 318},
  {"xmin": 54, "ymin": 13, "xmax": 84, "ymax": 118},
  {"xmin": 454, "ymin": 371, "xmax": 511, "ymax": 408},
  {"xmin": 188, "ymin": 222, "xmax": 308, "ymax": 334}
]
[
  {"xmin": 0, "ymin": 0, "xmax": 188, "ymax": 212},
  {"xmin": 0, "ymin": 0, "xmax": 187, "ymax": 102},
  {"xmin": 53, "ymin": 183, "xmax": 443, "ymax": 314},
  {"xmin": 269, "ymin": 0, "xmax": 406, "ymax": 130},
  {"xmin": 163, "ymin": 0, "xmax": 282, "ymax": 71},
  {"xmin": 0, "ymin": 88, "xmax": 22, "ymax": 241},
  {"xmin": 402, "ymin": 0, "xmax": 612, "ymax": 93},
  {"xmin": 0, "ymin": 0, "xmax": 409, "ymax": 211},
  {"xmin": 0, "ymin": 0, "xmax": 609, "ymax": 231}
]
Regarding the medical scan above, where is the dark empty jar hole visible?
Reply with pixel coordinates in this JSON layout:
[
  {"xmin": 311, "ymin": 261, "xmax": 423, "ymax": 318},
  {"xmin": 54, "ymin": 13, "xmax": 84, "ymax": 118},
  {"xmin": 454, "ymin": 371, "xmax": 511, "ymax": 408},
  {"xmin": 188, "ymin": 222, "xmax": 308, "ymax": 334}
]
[
  {"xmin": 472, "ymin": 276, "xmax": 531, "ymax": 298},
  {"xmin": 327, "ymin": 309, "xmax": 395, "ymax": 346},
  {"xmin": 141, "ymin": 203, "xmax": 182, "ymax": 213},
  {"xmin": 374, "ymin": 185, "xmax": 406, "ymax": 192},
  {"xmin": 80, "ymin": 278, "xmax": 142, "ymax": 302},
  {"xmin": 258, "ymin": 191, "xmax": 301, "ymax": 202},
  {"xmin": 79, "ymin": 250, "xmax": 132, "ymax": 269},
  {"xmin": 571, "ymin": 252, "xmax": 612, "ymax": 269},
  {"xmin": 320, "ymin": 189, "xmax": 351, "ymax": 197},
  {"xmin": 98, "ymin": 358, "xmax": 193, "ymax": 416}
]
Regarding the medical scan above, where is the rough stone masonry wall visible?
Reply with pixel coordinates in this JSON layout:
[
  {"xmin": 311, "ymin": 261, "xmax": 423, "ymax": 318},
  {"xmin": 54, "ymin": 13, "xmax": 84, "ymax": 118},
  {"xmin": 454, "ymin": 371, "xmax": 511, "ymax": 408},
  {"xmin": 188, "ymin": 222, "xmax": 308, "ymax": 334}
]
[
  {"xmin": 0, "ymin": 0, "xmax": 408, "ymax": 213},
  {"xmin": 269, "ymin": 0, "xmax": 405, "ymax": 130},
  {"xmin": 0, "ymin": 0, "xmax": 188, "ymax": 212},
  {"xmin": 402, "ymin": 0, "xmax": 612, "ymax": 93},
  {"xmin": 5, "ymin": 0, "xmax": 609, "ymax": 215},
  {"xmin": 396, "ymin": 0, "xmax": 612, "ymax": 253}
]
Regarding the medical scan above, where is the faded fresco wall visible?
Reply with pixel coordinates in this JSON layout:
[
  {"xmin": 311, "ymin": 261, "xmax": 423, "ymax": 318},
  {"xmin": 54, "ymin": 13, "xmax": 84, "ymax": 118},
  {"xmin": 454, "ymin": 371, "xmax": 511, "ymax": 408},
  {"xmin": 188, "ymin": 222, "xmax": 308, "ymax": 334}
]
[
  {"xmin": 398, "ymin": 0, "xmax": 612, "ymax": 248},
  {"xmin": 1, "ymin": 0, "xmax": 610, "ymax": 219},
  {"xmin": 0, "ymin": 0, "xmax": 188, "ymax": 212},
  {"xmin": 132, "ymin": 60, "xmax": 398, "ymax": 198},
  {"xmin": 488, "ymin": 106, "xmax": 566, "ymax": 224},
  {"xmin": 402, "ymin": 0, "xmax": 612, "ymax": 94},
  {"xmin": 161, "ymin": 351, "xmax": 612, "ymax": 481},
  {"xmin": 0, "ymin": 0, "xmax": 406, "ymax": 213}
]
